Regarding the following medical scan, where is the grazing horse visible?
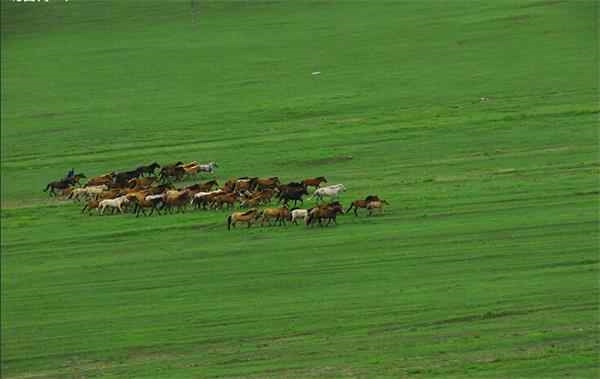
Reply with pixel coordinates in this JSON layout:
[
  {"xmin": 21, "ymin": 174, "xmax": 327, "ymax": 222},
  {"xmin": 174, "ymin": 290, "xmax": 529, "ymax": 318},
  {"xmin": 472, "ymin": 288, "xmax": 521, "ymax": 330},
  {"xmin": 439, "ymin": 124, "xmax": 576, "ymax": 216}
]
[
  {"xmin": 366, "ymin": 200, "xmax": 389, "ymax": 216},
  {"xmin": 346, "ymin": 195, "xmax": 381, "ymax": 216},
  {"xmin": 136, "ymin": 162, "xmax": 160, "ymax": 177},
  {"xmin": 302, "ymin": 176, "xmax": 327, "ymax": 189},
  {"xmin": 306, "ymin": 202, "xmax": 344, "ymax": 226},
  {"xmin": 98, "ymin": 196, "xmax": 130, "ymax": 215},
  {"xmin": 311, "ymin": 184, "xmax": 346, "ymax": 202},
  {"xmin": 227, "ymin": 209, "xmax": 261, "ymax": 230},
  {"xmin": 43, "ymin": 174, "xmax": 86, "ymax": 196},
  {"xmin": 260, "ymin": 206, "xmax": 291, "ymax": 226}
]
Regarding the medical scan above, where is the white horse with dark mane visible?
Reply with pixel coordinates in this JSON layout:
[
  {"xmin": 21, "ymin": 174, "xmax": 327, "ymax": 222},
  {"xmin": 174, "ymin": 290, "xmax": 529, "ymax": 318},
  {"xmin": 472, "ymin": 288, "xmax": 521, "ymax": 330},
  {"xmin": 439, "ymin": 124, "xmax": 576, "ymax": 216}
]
[{"xmin": 311, "ymin": 184, "xmax": 346, "ymax": 202}]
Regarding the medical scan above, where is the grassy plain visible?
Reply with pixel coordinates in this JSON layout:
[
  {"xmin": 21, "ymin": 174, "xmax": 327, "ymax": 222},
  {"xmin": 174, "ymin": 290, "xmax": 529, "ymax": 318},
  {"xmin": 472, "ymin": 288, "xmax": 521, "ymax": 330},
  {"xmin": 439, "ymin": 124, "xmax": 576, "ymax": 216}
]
[{"xmin": 1, "ymin": 1, "xmax": 598, "ymax": 378}]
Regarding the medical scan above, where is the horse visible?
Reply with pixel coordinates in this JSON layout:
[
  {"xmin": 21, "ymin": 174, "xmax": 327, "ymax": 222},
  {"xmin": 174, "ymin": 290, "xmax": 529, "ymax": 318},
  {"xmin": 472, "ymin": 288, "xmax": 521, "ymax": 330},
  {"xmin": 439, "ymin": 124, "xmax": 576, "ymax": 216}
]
[
  {"xmin": 113, "ymin": 169, "xmax": 142, "ymax": 187},
  {"xmin": 159, "ymin": 165, "xmax": 186, "ymax": 183},
  {"xmin": 290, "ymin": 208, "xmax": 309, "ymax": 225},
  {"xmin": 346, "ymin": 195, "xmax": 381, "ymax": 216},
  {"xmin": 210, "ymin": 192, "xmax": 238, "ymax": 210},
  {"xmin": 128, "ymin": 176, "xmax": 157, "ymax": 189},
  {"xmin": 86, "ymin": 173, "xmax": 114, "ymax": 187},
  {"xmin": 98, "ymin": 196, "xmax": 130, "ymax": 215},
  {"xmin": 306, "ymin": 203, "xmax": 344, "ymax": 226},
  {"xmin": 126, "ymin": 193, "xmax": 163, "ymax": 217},
  {"xmin": 81, "ymin": 199, "xmax": 100, "ymax": 215},
  {"xmin": 234, "ymin": 177, "xmax": 258, "ymax": 193},
  {"xmin": 278, "ymin": 185, "xmax": 308, "ymax": 206},
  {"xmin": 255, "ymin": 177, "xmax": 280, "ymax": 190},
  {"xmin": 197, "ymin": 161, "xmax": 218, "ymax": 174},
  {"xmin": 191, "ymin": 190, "xmax": 223, "ymax": 209},
  {"xmin": 311, "ymin": 184, "xmax": 346, "ymax": 202},
  {"xmin": 259, "ymin": 206, "xmax": 291, "ymax": 226},
  {"xmin": 302, "ymin": 176, "xmax": 327, "ymax": 189},
  {"xmin": 227, "ymin": 209, "xmax": 261, "ymax": 230},
  {"xmin": 43, "ymin": 174, "xmax": 86, "ymax": 196},
  {"xmin": 68, "ymin": 185, "xmax": 108, "ymax": 201},
  {"xmin": 135, "ymin": 162, "xmax": 160, "ymax": 177},
  {"xmin": 366, "ymin": 200, "xmax": 389, "ymax": 216},
  {"xmin": 163, "ymin": 189, "xmax": 191, "ymax": 213}
]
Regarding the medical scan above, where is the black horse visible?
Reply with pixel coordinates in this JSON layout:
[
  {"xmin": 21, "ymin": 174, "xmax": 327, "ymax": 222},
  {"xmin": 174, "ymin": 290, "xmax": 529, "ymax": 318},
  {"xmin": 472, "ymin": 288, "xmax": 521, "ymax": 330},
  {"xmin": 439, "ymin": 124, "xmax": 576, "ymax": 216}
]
[{"xmin": 136, "ymin": 162, "xmax": 160, "ymax": 177}]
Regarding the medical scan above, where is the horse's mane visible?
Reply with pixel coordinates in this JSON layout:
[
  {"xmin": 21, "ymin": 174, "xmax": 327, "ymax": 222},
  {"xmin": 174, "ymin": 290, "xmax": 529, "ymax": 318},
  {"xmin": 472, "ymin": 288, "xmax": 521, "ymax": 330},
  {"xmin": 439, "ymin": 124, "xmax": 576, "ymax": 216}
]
[{"xmin": 240, "ymin": 209, "xmax": 257, "ymax": 216}]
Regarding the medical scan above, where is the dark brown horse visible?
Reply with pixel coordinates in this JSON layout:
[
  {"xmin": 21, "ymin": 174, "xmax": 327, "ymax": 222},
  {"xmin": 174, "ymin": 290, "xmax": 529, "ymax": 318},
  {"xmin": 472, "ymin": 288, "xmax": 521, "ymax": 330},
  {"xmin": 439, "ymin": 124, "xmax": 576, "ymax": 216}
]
[{"xmin": 44, "ymin": 174, "xmax": 86, "ymax": 196}]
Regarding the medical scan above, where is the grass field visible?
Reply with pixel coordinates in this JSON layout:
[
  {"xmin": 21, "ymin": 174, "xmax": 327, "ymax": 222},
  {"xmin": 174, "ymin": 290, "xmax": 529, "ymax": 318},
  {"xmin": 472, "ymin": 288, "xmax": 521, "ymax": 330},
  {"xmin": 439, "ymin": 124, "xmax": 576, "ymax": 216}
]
[{"xmin": 1, "ymin": 1, "xmax": 599, "ymax": 378}]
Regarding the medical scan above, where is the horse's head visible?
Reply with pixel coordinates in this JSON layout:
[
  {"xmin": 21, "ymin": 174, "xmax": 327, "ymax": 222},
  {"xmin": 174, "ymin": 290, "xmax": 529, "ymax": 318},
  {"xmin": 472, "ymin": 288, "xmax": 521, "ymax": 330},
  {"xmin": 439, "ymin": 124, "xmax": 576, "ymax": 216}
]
[
  {"xmin": 318, "ymin": 176, "xmax": 327, "ymax": 182},
  {"xmin": 175, "ymin": 161, "xmax": 184, "ymax": 166},
  {"xmin": 210, "ymin": 162, "xmax": 218, "ymax": 168}
]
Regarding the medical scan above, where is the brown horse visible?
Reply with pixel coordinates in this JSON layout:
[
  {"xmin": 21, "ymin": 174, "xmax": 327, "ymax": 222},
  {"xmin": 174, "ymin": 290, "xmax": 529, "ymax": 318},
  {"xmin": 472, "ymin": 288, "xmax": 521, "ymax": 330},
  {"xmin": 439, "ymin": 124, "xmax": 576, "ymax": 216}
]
[
  {"xmin": 255, "ymin": 177, "xmax": 280, "ymax": 190},
  {"xmin": 81, "ymin": 199, "xmax": 100, "ymax": 215},
  {"xmin": 164, "ymin": 189, "xmax": 191, "ymax": 213},
  {"xmin": 210, "ymin": 193, "xmax": 237, "ymax": 210},
  {"xmin": 128, "ymin": 176, "xmax": 157, "ymax": 189},
  {"xmin": 126, "ymin": 193, "xmax": 163, "ymax": 217},
  {"xmin": 86, "ymin": 173, "xmax": 115, "ymax": 187},
  {"xmin": 234, "ymin": 178, "xmax": 258, "ymax": 193},
  {"xmin": 302, "ymin": 176, "xmax": 327, "ymax": 189},
  {"xmin": 185, "ymin": 180, "xmax": 219, "ymax": 194},
  {"xmin": 259, "ymin": 206, "xmax": 291, "ymax": 226},
  {"xmin": 346, "ymin": 195, "xmax": 381, "ymax": 216},
  {"xmin": 43, "ymin": 174, "xmax": 86, "ymax": 196},
  {"xmin": 227, "ymin": 209, "xmax": 261, "ymax": 230},
  {"xmin": 306, "ymin": 202, "xmax": 344, "ymax": 226}
]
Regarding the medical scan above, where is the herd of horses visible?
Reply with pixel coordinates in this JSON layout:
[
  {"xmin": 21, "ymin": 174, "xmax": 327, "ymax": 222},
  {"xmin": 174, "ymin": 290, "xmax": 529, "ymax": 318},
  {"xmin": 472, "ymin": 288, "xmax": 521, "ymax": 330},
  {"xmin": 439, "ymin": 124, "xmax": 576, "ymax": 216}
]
[{"xmin": 43, "ymin": 161, "xmax": 389, "ymax": 230}]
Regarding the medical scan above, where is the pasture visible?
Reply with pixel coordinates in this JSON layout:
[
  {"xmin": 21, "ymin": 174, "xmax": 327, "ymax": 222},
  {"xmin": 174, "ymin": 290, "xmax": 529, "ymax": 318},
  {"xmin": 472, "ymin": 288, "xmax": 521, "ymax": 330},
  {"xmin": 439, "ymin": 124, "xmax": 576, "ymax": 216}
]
[{"xmin": 1, "ymin": 1, "xmax": 598, "ymax": 378}]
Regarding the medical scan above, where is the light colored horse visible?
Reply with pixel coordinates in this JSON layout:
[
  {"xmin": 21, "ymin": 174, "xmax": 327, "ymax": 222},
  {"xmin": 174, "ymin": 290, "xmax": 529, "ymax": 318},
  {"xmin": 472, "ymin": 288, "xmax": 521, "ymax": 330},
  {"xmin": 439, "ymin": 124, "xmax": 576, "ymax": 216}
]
[
  {"xmin": 70, "ymin": 185, "xmax": 108, "ymax": 201},
  {"xmin": 366, "ymin": 200, "xmax": 389, "ymax": 216},
  {"xmin": 311, "ymin": 184, "xmax": 346, "ymax": 202},
  {"xmin": 98, "ymin": 196, "xmax": 130, "ymax": 215},
  {"xmin": 197, "ymin": 161, "xmax": 218, "ymax": 174},
  {"xmin": 291, "ymin": 209, "xmax": 308, "ymax": 225}
]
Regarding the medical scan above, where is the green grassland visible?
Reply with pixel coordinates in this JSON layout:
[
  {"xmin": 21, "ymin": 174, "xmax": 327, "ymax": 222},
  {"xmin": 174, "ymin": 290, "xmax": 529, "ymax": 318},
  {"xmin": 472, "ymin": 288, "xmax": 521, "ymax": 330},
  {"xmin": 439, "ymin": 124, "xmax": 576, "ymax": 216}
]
[{"xmin": 1, "ymin": 1, "xmax": 598, "ymax": 378}]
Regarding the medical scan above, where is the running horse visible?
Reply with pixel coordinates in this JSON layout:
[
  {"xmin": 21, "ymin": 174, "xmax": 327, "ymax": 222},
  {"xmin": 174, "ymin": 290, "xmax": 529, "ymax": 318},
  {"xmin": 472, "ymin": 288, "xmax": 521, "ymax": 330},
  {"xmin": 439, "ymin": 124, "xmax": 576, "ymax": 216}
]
[
  {"xmin": 43, "ymin": 174, "xmax": 86, "ymax": 196},
  {"xmin": 227, "ymin": 209, "xmax": 261, "ymax": 230}
]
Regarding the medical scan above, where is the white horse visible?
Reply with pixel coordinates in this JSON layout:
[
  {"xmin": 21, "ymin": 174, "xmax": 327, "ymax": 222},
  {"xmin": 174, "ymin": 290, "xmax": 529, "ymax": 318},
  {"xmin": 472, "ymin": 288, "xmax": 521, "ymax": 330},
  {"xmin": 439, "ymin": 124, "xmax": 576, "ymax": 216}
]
[
  {"xmin": 98, "ymin": 196, "xmax": 130, "ymax": 215},
  {"xmin": 311, "ymin": 184, "xmax": 346, "ymax": 202},
  {"xmin": 290, "ymin": 209, "xmax": 309, "ymax": 224}
]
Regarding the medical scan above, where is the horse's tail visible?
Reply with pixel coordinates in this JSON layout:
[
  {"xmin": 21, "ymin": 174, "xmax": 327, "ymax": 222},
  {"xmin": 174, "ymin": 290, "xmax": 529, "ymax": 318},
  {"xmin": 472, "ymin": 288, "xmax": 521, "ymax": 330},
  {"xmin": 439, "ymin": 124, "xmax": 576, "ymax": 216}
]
[
  {"xmin": 43, "ymin": 183, "xmax": 50, "ymax": 192},
  {"xmin": 346, "ymin": 203, "xmax": 354, "ymax": 214},
  {"xmin": 382, "ymin": 200, "xmax": 390, "ymax": 205},
  {"xmin": 227, "ymin": 215, "xmax": 232, "ymax": 230}
]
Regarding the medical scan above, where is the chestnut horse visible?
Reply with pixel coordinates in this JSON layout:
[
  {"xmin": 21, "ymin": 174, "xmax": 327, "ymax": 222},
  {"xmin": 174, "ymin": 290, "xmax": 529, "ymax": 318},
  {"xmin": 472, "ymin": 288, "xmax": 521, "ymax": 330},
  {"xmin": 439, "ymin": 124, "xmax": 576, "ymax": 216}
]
[
  {"xmin": 227, "ymin": 209, "xmax": 261, "ymax": 230},
  {"xmin": 302, "ymin": 176, "xmax": 327, "ymax": 189}
]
